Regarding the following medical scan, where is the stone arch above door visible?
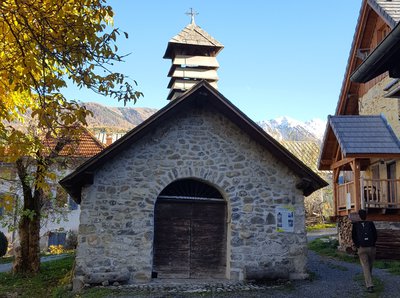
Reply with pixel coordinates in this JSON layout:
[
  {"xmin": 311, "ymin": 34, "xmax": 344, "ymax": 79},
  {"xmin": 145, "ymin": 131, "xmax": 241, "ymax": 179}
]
[{"xmin": 153, "ymin": 178, "xmax": 227, "ymax": 279}]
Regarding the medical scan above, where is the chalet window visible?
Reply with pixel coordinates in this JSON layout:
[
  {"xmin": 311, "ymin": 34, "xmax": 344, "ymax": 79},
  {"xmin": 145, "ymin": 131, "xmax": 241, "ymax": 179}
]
[
  {"xmin": 48, "ymin": 231, "xmax": 66, "ymax": 247},
  {"xmin": 372, "ymin": 164, "xmax": 380, "ymax": 180},
  {"xmin": 387, "ymin": 162, "xmax": 397, "ymax": 203},
  {"xmin": 378, "ymin": 25, "xmax": 389, "ymax": 44}
]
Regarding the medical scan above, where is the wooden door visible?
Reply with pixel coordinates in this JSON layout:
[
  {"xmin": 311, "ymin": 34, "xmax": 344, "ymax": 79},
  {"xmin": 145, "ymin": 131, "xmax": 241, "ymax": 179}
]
[{"xmin": 153, "ymin": 199, "xmax": 226, "ymax": 279}]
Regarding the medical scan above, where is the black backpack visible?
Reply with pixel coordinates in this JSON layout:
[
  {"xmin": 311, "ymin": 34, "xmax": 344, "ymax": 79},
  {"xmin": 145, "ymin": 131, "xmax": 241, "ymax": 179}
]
[{"xmin": 355, "ymin": 221, "xmax": 376, "ymax": 247}]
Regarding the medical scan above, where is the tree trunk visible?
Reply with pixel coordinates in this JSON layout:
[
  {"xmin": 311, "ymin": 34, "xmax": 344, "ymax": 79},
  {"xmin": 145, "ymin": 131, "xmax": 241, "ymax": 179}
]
[
  {"xmin": 13, "ymin": 207, "xmax": 41, "ymax": 274},
  {"xmin": 13, "ymin": 159, "xmax": 42, "ymax": 275}
]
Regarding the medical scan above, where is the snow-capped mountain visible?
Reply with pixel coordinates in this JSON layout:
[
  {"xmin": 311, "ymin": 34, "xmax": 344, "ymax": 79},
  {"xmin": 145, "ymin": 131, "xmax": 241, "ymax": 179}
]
[
  {"xmin": 257, "ymin": 116, "xmax": 326, "ymax": 143},
  {"xmin": 83, "ymin": 101, "xmax": 327, "ymax": 144}
]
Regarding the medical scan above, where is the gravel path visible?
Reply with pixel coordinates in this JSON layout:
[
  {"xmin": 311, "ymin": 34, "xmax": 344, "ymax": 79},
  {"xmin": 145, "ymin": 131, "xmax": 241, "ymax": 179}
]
[{"xmin": 98, "ymin": 229, "xmax": 400, "ymax": 297}]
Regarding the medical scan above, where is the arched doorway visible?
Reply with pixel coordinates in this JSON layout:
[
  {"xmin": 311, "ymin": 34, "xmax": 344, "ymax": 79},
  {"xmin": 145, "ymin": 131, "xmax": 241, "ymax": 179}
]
[{"xmin": 153, "ymin": 178, "xmax": 226, "ymax": 279}]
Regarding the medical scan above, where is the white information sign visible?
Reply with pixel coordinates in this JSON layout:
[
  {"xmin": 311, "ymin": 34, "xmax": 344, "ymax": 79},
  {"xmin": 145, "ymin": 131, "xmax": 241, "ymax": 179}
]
[{"xmin": 276, "ymin": 205, "xmax": 295, "ymax": 232}]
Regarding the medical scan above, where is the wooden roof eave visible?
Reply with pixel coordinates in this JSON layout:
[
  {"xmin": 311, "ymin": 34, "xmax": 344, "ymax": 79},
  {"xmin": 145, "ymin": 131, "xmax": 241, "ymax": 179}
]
[
  {"xmin": 318, "ymin": 123, "xmax": 339, "ymax": 170},
  {"xmin": 335, "ymin": 1, "xmax": 370, "ymax": 116},
  {"xmin": 336, "ymin": 0, "xmax": 399, "ymax": 115}
]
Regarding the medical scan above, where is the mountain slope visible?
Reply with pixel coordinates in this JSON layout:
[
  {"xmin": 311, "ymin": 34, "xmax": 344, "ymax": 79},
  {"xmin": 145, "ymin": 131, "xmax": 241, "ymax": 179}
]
[
  {"xmin": 82, "ymin": 102, "xmax": 158, "ymax": 132},
  {"xmin": 257, "ymin": 116, "xmax": 325, "ymax": 143},
  {"xmin": 83, "ymin": 102, "xmax": 327, "ymax": 145}
]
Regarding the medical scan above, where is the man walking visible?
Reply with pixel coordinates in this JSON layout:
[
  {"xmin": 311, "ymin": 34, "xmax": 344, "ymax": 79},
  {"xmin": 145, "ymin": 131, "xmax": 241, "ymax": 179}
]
[{"xmin": 352, "ymin": 209, "xmax": 378, "ymax": 293}]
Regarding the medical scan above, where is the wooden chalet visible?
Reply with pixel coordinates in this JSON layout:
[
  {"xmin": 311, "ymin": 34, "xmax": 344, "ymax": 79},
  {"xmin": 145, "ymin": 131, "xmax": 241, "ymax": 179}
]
[{"xmin": 319, "ymin": 0, "xmax": 400, "ymax": 256}]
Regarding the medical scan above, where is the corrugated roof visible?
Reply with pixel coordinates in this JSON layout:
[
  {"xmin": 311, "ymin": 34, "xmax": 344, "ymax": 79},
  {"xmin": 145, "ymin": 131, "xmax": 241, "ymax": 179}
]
[
  {"xmin": 371, "ymin": 0, "xmax": 400, "ymax": 27},
  {"xmin": 329, "ymin": 115, "xmax": 400, "ymax": 155}
]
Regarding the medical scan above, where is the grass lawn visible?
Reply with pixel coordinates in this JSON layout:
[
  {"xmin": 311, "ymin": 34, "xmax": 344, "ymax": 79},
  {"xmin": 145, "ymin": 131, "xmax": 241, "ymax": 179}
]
[
  {"xmin": 306, "ymin": 222, "xmax": 336, "ymax": 232},
  {"xmin": 0, "ymin": 254, "xmax": 74, "ymax": 298}
]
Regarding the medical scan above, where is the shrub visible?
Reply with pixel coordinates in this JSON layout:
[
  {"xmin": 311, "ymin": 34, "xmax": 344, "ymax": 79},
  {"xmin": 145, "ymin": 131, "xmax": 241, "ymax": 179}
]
[
  {"xmin": 0, "ymin": 231, "xmax": 8, "ymax": 257},
  {"xmin": 49, "ymin": 245, "xmax": 65, "ymax": 255}
]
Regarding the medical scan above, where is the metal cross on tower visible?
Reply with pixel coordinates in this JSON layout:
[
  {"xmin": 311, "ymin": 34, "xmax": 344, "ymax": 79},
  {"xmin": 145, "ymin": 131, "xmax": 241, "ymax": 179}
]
[{"xmin": 185, "ymin": 8, "xmax": 198, "ymax": 25}]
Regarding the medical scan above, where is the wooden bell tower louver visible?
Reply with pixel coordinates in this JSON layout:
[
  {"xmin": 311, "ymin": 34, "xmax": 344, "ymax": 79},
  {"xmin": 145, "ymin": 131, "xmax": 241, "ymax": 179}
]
[{"xmin": 163, "ymin": 9, "xmax": 224, "ymax": 100}]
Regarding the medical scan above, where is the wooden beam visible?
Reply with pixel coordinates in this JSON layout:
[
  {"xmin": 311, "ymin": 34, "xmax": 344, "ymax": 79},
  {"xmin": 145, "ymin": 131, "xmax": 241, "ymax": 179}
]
[
  {"xmin": 173, "ymin": 55, "xmax": 220, "ymax": 68},
  {"xmin": 353, "ymin": 159, "xmax": 361, "ymax": 212},
  {"xmin": 330, "ymin": 158, "xmax": 355, "ymax": 170},
  {"xmin": 333, "ymin": 168, "xmax": 339, "ymax": 217},
  {"xmin": 171, "ymin": 67, "xmax": 219, "ymax": 80}
]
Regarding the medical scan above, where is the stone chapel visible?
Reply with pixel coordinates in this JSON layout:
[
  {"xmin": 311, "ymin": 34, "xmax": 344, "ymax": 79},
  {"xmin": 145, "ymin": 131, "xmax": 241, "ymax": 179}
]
[{"xmin": 60, "ymin": 16, "xmax": 327, "ymax": 287}]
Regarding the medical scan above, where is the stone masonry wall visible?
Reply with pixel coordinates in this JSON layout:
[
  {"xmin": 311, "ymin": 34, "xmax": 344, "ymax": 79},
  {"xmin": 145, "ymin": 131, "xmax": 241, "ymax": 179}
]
[
  {"xmin": 359, "ymin": 76, "xmax": 400, "ymax": 137},
  {"xmin": 75, "ymin": 105, "xmax": 307, "ymax": 284}
]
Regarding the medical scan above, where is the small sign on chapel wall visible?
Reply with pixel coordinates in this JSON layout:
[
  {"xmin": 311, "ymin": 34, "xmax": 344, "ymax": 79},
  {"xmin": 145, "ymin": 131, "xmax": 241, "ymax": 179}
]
[{"xmin": 276, "ymin": 205, "xmax": 295, "ymax": 232}]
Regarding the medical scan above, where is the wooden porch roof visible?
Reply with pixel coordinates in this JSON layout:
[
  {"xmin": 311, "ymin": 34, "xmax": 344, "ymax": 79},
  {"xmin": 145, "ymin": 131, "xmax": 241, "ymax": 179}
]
[{"xmin": 319, "ymin": 115, "xmax": 400, "ymax": 170}]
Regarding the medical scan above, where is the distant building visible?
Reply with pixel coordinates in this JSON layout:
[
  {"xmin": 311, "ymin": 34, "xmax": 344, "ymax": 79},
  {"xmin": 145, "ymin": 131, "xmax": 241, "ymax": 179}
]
[{"xmin": 0, "ymin": 127, "xmax": 104, "ymax": 250}]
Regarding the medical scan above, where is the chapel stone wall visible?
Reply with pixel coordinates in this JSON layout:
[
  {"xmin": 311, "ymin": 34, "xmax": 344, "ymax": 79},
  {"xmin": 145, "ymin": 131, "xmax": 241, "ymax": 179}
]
[{"xmin": 75, "ymin": 106, "xmax": 307, "ymax": 284}]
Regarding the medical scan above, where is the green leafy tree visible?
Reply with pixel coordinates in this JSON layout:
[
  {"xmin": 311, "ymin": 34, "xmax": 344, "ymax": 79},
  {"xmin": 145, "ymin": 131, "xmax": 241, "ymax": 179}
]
[{"xmin": 0, "ymin": 0, "xmax": 142, "ymax": 274}]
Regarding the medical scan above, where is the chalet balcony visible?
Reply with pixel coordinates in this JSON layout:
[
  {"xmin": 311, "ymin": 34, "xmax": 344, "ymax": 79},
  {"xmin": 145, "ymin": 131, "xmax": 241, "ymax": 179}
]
[{"xmin": 336, "ymin": 178, "xmax": 400, "ymax": 219}]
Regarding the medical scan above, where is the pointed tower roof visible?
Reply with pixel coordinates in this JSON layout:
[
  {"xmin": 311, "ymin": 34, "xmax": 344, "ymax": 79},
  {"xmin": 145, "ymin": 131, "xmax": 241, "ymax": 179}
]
[
  {"xmin": 163, "ymin": 22, "xmax": 224, "ymax": 59},
  {"xmin": 163, "ymin": 11, "xmax": 224, "ymax": 100}
]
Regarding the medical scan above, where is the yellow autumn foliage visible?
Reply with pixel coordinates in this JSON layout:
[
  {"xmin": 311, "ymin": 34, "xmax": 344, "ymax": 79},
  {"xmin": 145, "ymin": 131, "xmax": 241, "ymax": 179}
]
[{"xmin": 0, "ymin": 1, "xmax": 142, "ymax": 273}]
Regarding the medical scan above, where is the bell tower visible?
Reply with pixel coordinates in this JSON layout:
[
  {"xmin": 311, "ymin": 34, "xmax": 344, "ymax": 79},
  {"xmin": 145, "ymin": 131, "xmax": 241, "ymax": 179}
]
[{"xmin": 163, "ymin": 9, "xmax": 224, "ymax": 100}]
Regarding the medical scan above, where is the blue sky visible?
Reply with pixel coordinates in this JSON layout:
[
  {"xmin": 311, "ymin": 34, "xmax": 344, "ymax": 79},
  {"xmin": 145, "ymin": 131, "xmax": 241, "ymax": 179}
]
[{"xmin": 66, "ymin": 0, "xmax": 362, "ymax": 122}]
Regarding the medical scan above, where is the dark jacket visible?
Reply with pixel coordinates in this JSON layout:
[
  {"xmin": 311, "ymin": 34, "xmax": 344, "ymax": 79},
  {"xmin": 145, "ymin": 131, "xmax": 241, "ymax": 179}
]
[{"xmin": 352, "ymin": 220, "xmax": 377, "ymax": 248}]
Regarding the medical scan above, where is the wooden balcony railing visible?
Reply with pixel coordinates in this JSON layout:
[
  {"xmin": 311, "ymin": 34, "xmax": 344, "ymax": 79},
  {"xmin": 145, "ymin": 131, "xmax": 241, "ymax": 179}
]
[
  {"xmin": 335, "ymin": 179, "xmax": 400, "ymax": 213},
  {"xmin": 361, "ymin": 179, "xmax": 400, "ymax": 209}
]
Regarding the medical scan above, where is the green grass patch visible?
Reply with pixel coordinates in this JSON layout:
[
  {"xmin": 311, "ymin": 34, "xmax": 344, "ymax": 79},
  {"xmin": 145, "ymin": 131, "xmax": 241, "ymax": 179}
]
[
  {"xmin": 308, "ymin": 237, "xmax": 358, "ymax": 263},
  {"xmin": 375, "ymin": 259, "xmax": 400, "ymax": 275},
  {"xmin": 306, "ymin": 223, "xmax": 336, "ymax": 232},
  {"xmin": 309, "ymin": 238, "xmax": 400, "ymax": 276},
  {"xmin": 0, "ymin": 255, "xmax": 14, "ymax": 264},
  {"xmin": 0, "ymin": 254, "xmax": 74, "ymax": 298}
]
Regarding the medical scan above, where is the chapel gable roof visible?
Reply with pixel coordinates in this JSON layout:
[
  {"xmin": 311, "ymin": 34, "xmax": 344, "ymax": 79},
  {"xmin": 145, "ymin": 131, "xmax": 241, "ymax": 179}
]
[
  {"xmin": 60, "ymin": 81, "xmax": 327, "ymax": 202},
  {"xmin": 318, "ymin": 115, "xmax": 400, "ymax": 170}
]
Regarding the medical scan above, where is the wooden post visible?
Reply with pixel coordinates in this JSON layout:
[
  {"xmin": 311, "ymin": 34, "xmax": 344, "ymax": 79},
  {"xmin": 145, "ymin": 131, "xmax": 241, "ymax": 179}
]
[
  {"xmin": 353, "ymin": 159, "xmax": 361, "ymax": 212},
  {"xmin": 333, "ymin": 168, "xmax": 340, "ymax": 217}
]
